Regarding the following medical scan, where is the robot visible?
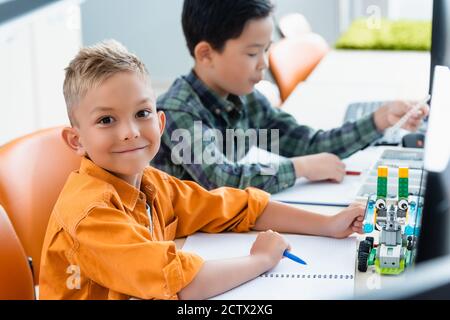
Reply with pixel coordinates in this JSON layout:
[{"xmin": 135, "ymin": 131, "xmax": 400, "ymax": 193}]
[{"xmin": 358, "ymin": 166, "xmax": 423, "ymax": 275}]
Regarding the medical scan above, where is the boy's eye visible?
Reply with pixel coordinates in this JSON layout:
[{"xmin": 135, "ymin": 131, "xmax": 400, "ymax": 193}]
[
  {"xmin": 136, "ymin": 109, "xmax": 151, "ymax": 118},
  {"xmin": 98, "ymin": 116, "xmax": 114, "ymax": 125},
  {"xmin": 247, "ymin": 53, "xmax": 257, "ymax": 57}
]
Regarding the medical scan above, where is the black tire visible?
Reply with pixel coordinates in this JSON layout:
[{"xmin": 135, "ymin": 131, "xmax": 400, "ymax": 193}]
[
  {"xmin": 407, "ymin": 236, "xmax": 416, "ymax": 251},
  {"xmin": 365, "ymin": 237, "xmax": 375, "ymax": 249},
  {"xmin": 359, "ymin": 240, "xmax": 371, "ymax": 254},
  {"xmin": 358, "ymin": 252, "xmax": 369, "ymax": 272}
]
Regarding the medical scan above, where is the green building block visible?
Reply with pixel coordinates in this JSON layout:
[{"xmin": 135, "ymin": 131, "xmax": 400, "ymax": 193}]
[
  {"xmin": 377, "ymin": 176, "xmax": 387, "ymax": 198},
  {"xmin": 398, "ymin": 177, "xmax": 409, "ymax": 199},
  {"xmin": 368, "ymin": 248, "xmax": 376, "ymax": 266},
  {"xmin": 375, "ymin": 259, "xmax": 406, "ymax": 275}
]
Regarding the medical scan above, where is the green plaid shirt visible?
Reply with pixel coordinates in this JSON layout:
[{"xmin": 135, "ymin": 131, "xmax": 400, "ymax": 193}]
[{"xmin": 153, "ymin": 70, "xmax": 382, "ymax": 194}]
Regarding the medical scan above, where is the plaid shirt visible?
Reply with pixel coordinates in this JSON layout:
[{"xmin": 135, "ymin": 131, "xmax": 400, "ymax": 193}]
[{"xmin": 153, "ymin": 70, "xmax": 382, "ymax": 194}]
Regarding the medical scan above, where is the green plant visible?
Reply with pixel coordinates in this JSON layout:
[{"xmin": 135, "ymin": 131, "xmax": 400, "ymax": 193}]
[{"xmin": 335, "ymin": 19, "xmax": 431, "ymax": 51}]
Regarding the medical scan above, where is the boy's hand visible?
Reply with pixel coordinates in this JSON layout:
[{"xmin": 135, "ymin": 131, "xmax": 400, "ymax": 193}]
[
  {"xmin": 250, "ymin": 230, "xmax": 290, "ymax": 269},
  {"xmin": 291, "ymin": 153, "xmax": 346, "ymax": 183},
  {"xmin": 373, "ymin": 100, "xmax": 429, "ymax": 132},
  {"xmin": 326, "ymin": 202, "xmax": 365, "ymax": 239}
]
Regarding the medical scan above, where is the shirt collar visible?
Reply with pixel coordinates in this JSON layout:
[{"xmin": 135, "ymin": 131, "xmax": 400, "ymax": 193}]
[
  {"xmin": 183, "ymin": 70, "xmax": 244, "ymax": 116},
  {"xmin": 79, "ymin": 157, "xmax": 157, "ymax": 211}
]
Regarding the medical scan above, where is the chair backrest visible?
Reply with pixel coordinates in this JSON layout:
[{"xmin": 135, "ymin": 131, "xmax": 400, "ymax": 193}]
[
  {"xmin": 269, "ymin": 33, "xmax": 329, "ymax": 102},
  {"xmin": 0, "ymin": 205, "xmax": 35, "ymax": 300},
  {"xmin": 0, "ymin": 127, "xmax": 81, "ymax": 283},
  {"xmin": 278, "ymin": 13, "xmax": 312, "ymax": 38}
]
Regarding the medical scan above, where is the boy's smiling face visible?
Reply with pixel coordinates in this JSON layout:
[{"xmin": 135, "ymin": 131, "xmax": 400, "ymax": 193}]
[
  {"xmin": 65, "ymin": 71, "xmax": 165, "ymax": 184},
  {"xmin": 196, "ymin": 16, "xmax": 273, "ymax": 97}
]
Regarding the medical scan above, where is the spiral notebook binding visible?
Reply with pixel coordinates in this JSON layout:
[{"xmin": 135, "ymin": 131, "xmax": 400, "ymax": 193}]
[{"xmin": 260, "ymin": 273, "xmax": 354, "ymax": 280}]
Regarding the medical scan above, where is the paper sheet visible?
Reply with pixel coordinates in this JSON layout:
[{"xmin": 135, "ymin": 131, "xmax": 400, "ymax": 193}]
[{"xmin": 182, "ymin": 233, "xmax": 357, "ymax": 299}]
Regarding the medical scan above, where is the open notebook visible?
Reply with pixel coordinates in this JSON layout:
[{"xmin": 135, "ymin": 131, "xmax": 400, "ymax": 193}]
[{"xmin": 182, "ymin": 233, "xmax": 357, "ymax": 299}]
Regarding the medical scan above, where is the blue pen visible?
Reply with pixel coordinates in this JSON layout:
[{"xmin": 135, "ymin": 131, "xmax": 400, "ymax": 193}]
[{"xmin": 283, "ymin": 249, "xmax": 307, "ymax": 265}]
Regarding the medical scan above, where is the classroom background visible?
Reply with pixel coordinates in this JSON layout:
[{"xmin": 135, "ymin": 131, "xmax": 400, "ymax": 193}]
[{"xmin": 0, "ymin": 0, "xmax": 432, "ymax": 146}]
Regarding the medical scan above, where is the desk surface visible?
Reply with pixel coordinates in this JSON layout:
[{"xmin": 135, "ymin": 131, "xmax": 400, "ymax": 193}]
[
  {"xmin": 281, "ymin": 50, "xmax": 429, "ymax": 131},
  {"xmin": 281, "ymin": 81, "xmax": 428, "ymax": 130}
]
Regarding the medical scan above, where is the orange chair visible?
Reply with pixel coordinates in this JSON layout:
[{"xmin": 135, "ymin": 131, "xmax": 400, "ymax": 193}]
[
  {"xmin": 269, "ymin": 33, "xmax": 329, "ymax": 102},
  {"xmin": 0, "ymin": 205, "xmax": 35, "ymax": 300},
  {"xmin": 0, "ymin": 127, "xmax": 81, "ymax": 283}
]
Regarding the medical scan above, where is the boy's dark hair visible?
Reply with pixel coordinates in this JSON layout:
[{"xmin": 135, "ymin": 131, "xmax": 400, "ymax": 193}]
[{"xmin": 182, "ymin": 0, "xmax": 274, "ymax": 57}]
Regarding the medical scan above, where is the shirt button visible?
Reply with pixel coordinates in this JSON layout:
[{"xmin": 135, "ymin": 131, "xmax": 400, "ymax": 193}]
[{"xmin": 215, "ymin": 109, "xmax": 221, "ymax": 115}]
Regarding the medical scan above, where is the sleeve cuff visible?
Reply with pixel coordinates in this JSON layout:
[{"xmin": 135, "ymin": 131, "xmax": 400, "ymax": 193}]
[
  {"xmin": 162, "ymin": 250, "xmax": 204, "ymax": 298},
  {"xmin": 233, "ymin": 187, "xmax": 270, "ymax": 232},
  {"xmin": 273, "ymin": 158, "xmax": 297, "ymax": 192},
  {"xmin": 256, "ymin": 155, "xmax": 296, "ymax": 193},
  {"xmin": 355, "ymin": 113, "xmax": 383, "ymax": 145}
]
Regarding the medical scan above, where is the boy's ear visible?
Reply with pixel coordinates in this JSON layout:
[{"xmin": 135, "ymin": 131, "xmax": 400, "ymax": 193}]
[
  {"xmin": 194, "ymin": 41, "xmax": 214, "ymax": 65},
  {"xmin": 157, "ymin": 111, "xmax": 166, "ymax": 136},
  {"xmin": 61, "ymin": 127, "xmax": 86, "ymax": 157}
]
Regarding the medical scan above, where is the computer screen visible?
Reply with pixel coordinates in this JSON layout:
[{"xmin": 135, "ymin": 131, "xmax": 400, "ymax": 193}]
[
  {"xmin": 429, "ymin": 0, "xmax": 450, "ymax": 96},
  {"xmin": 415, "ymin": 65, "xmax": 450, "ymax": 263},
  {"xmin": 415, "ymin": 162, "xmax": 450, "ymax": 263}
]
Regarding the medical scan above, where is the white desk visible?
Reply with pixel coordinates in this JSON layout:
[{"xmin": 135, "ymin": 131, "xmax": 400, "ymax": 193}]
[
  {"xmin": 287, "ymin": 50, "xmax": 430, "ymax": 131},
  {"xmin": 281, "ymin": 82, "xmax": 428, "ymax": 131},
  {"xmin": 307, "ymin": 50, "xmax": 430, "ymax": 88}
]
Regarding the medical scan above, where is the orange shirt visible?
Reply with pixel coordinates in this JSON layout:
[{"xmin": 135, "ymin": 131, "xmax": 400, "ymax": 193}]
[{"xmin": 39, "ymin": 157, "xmax": 269, "ymax": 300}]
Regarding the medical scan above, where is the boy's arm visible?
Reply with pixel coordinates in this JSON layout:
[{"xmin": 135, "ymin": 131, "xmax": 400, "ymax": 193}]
[
  {"xmin": 179, "ymin": 230, "xmax": 288, "ymax": 300},
  {"xmin": 252, "ymin": 200, "xmax": 365, "ymax": 239},
  {"xmin": 254, "ymin": 91, "xmax": 382, "ymax": 159},
  {"xmin": 178, "ymin": 255, "xmax": 268, "ymax": 299},
  {"xmin": 153, "ymin": 110, "xmax": 296, "ymax": 194},
  {"xmin": 253, "ymin": 200, "xmax": 329, "ymax": 236},
  {"xmin": 167, "ymin": 173, "xmax": 270, "ymax": 237}
]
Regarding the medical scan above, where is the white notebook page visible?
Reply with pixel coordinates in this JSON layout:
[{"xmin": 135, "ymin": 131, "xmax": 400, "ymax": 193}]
[{"xmin": 182, "ymin": 233, "xmax": 357, "ymax": 299}]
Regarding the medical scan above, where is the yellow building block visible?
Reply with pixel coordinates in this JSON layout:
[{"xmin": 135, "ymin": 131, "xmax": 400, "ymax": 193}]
[
  {"xmin": 378, "ymin": 166, "xmax": 388, "ymax": 177},
  {"xmin": 399, "ymin": 167, "xmax": 409, "ymax": 178}
]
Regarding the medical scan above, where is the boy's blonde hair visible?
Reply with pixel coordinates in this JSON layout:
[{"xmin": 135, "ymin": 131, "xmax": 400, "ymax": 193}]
[{"xmin": 63, "ymin": 39, "xmax": 150, "ymax": 126}]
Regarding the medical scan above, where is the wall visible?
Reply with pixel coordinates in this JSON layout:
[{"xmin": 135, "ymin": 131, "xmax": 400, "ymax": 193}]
[
  {"xmin": 81, "ymin": 0, "xmax": 193, "ymax": 85},
  {"xmin": 0, "ymin": 0, "xmax": 82, "ymax": 145},
  {"xmin": 388, "ymin": 0, "xmax": 433, "ymax": 20},
  {"xmin": 81, "ymin": 0, "xmax": 341, "ymax": 86},
  {"xmin": 272, "ymin": 0, "xmax": 340, "ymax": 43}
]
